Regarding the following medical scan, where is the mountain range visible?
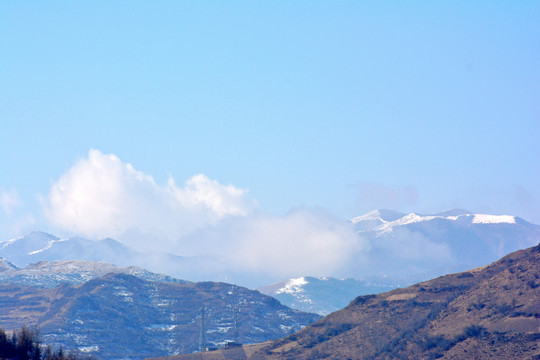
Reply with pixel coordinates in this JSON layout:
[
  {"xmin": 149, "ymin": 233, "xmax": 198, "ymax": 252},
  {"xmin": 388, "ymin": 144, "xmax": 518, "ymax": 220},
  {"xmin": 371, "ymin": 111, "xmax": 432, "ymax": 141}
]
[
  {"xmin": 258, "ymin": 209, "xmax": 540, "ymax": 315},
  {"xmin": 2, "ymin": 209, "xmax": 539, "ymax": 317},
  {"xmin": 350, "ymin": 209, "xmax": 540, "ymax": 281},
  {"xmin": 163, "ymin": 243, "xmax": 540, "ymax": 359}
]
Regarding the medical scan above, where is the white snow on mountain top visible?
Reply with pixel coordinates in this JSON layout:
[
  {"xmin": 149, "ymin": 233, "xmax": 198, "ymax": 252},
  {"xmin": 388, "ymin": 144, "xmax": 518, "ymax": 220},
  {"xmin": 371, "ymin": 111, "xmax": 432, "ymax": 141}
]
[
  {"xmin": 353, "ymin": 209, "xmax": 518, "ymax": 232},
  {"xmin": 471, "ymin": 214, "xmax": 516, "ymax": 224},
  {"xmin": 351, "ymin": 209, "xmax": 405, "ymax": 223},
  {"xmin": 275, "ymin": 277, "xmax": 308, "ymax": 295}
]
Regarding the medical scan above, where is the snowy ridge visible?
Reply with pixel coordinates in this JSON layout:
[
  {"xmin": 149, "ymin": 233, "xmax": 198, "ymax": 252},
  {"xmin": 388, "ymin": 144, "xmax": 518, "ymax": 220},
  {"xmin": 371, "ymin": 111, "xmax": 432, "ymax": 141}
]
[
  {"xmin": 354, "ymin": 210, "xmax": 518, "ymax": 234},
  {"xmin": 0, "ymin": 259, "xmax": 188, "ymax": 287},
  {"xmin": 472, "ymin": 214, "xmax": 516, "ymax": 224},
  {"xmin": 351, "ymin": 209, "xmax": 405, "ymax": 224},
  {"xmin": 0, "ymin": 236, "xmax": 23, "ymax": 249},
  {"xmin": 348, "ymin": 209, "xmax": 539, "ymax": 291},
  {"xmin": 28, "ymin": 238, "xmax": 69, "ymax": 255},
  {"xmin": 275, "ymin": 277, "xmax": 308, "ymax": 295}
]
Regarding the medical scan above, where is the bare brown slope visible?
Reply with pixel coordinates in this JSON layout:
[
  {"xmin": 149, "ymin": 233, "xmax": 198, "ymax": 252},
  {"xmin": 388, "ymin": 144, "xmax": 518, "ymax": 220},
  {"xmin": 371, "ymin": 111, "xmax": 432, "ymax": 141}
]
[{"xmin": 162, "ymin": 244, "xmax": 539, "ymax": 360}]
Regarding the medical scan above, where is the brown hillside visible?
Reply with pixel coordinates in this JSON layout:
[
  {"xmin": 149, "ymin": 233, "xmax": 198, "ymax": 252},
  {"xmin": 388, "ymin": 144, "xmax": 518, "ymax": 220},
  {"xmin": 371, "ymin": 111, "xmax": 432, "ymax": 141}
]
[
  {"xmin": 0, "ymin": 274, "xmax": 320, "ymax": 360},
  {"xmin": 161, "ymin": 243, "xmax": 539, "ymax": 360}
]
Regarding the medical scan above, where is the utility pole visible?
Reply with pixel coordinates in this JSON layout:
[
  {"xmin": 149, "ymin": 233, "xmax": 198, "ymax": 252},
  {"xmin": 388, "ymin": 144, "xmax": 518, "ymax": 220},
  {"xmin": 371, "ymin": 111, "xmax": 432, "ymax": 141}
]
[
  {"xmin": 199, "ymin": 305, "xmax": 207, "ymax": 352},
  {"xmin": 233, "ymin": 307, "xmax": 240, "ymax": 344}
]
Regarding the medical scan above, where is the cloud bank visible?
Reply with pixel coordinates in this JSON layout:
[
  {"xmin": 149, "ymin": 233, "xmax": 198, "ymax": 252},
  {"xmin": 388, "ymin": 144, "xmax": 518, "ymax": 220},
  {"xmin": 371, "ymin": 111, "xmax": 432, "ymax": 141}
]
[
  {"xmin": 181, "ymin": 209, "xmax": 364, "ymax": 282},
  {"xmin": 42, "ymin": 150, "xmax": 363, "ymax": 284},
  {"xmin": 40, "ymin": 150, "xmax": 472, "ymax": 286},
  {"xmin": 43, "ymin": 149, "xmax": 256, "ymax": 251}
]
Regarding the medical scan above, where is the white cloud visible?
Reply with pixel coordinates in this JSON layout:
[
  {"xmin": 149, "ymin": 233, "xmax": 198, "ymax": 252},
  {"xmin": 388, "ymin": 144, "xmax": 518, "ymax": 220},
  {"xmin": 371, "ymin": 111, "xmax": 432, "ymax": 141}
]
[
  {"xmin": 182, "ymin": 209, "xmax": 366, "ymax": 281},
  {"xmin": 43, "ymin": 149, "xmax": 256, "ymax": 251},
  {"xmin": 40, "ymin": 149, "xmax": 368, "ymax": 286},
  {"xmin": 0, "ymin": 188, "xmax": 21, "ymax": 215}
]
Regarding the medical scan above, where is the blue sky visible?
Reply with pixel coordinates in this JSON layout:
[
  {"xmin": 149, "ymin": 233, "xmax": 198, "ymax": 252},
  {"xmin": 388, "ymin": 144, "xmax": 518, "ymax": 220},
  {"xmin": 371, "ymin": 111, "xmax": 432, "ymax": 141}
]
[{"xmin": 1, "ymin": 1, "xmax": 539, "ymax": 247}]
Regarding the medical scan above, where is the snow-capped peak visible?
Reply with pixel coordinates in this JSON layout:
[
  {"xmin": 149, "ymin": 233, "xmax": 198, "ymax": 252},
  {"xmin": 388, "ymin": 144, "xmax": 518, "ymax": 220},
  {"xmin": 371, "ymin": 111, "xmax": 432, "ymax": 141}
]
[
  {"xmin": 388, "ymin": 212, "xmax": 517, "ymax": 226},
  {"xmin": 275, "ymin": 277, "xmax": 308, "ymax": 295},
  {"xmin": 351, "ymin": 209, "xmax": 405, "ymax": 224},
  {"xmin": 353, "ymin": 209, "xmax": 522, "ymax": 235}
]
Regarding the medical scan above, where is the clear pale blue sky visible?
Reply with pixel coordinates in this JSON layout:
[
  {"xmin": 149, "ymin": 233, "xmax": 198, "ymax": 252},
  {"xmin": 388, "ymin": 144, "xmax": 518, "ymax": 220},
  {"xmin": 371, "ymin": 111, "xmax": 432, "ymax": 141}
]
[{"xmin": 1, "ymin": 1, "xmax": 539, "ymax": 240}]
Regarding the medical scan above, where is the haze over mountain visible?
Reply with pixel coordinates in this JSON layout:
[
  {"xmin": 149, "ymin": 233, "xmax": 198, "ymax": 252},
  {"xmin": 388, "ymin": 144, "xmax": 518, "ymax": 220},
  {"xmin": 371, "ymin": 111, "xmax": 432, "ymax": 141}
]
[
  {"xmin": 349, "ymin": 209, "xmax": 540, "ymax": 282},
  {"xmin": 1, "ymin": 209, "xmax": 539, "ymax": 288},
  {"xmin": 258, "ymin": 210, "xmax": 540, "ymax": 315},
  {"xmin": 0, "ymin": 231, "xmax": 196, "ymax": 282},
  {"xmin": 0, "ymin": 231, "xmax": 184, "ymax": 269}
]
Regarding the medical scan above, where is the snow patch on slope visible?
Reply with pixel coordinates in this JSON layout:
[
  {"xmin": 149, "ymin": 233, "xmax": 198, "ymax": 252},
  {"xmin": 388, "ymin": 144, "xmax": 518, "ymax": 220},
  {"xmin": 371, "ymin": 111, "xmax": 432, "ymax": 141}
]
[{"xmin": 28, "ymin": 238, "xmax": 69, "ymax": 255}]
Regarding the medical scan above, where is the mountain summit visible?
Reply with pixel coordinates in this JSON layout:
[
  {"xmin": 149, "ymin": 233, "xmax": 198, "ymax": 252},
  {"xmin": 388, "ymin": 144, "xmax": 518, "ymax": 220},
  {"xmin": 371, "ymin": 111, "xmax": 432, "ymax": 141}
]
[{"xmin": 350, "ymin": 209, "xmax": 540, "ymax": 283}]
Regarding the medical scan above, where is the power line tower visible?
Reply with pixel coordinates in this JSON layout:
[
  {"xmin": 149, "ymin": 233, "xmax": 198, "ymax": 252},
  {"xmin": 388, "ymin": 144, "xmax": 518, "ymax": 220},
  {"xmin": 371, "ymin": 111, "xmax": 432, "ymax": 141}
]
[
  {"xmin": 199, "ymin": 305, "xmax": 207, "ymax": 352},
  {"xmin": 233, "ymin": 307, "xmax": 240, "ymax": 344}
]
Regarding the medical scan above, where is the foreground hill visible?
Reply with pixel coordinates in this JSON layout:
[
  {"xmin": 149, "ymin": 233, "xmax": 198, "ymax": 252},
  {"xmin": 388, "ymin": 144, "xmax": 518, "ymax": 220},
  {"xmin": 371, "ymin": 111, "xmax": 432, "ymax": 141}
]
[
  {"xmin": 163, "ymin": 243, "xmax": 540, "ymax": 360},
  {"xmin": 0, "ymin": 273, "xmax": 320, "ymax": 360}
]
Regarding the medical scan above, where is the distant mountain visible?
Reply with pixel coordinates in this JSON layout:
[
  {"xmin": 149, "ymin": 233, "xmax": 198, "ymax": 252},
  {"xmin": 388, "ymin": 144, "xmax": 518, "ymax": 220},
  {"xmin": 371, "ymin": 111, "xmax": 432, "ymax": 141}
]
[
  {"xmin": 166, "ymin": 243, "xmax": 540, "ymax": 360},
  {"xmin": 2, "ymin": 209, "xmax": 539, "ymax": 290},
  {"xmin": 0, "ymin": 231, "xmax": 193, "ymax": 280},
  {"xmin": 0, "ymin": 257, "xmax": 17, "ymax": 272},
  {"xmin": 0, "ymin": 258, "xmax": 187, "ymax": 288},
  {"xmin": 350, "ymin": 209, "xmax": 406, "ymax": 231},
  {"xmin": 258, "ymin": 210, "xmax": 540, "ymax": 315},
  {"xmin": 0, "ymin": 273, "xmax": 321, "ymax": 360},
  {"xmin": 0, "ymin": 231, "xmax": 155, "ymax": 266},
  {"xmin": 258, "ymin": 276, "xmax": 396, "ymax": 315},
  {"xmin": 350, "ymin": 209, "xmax": 540, "ymax": 282}
]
